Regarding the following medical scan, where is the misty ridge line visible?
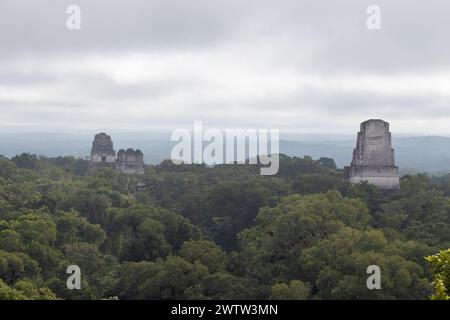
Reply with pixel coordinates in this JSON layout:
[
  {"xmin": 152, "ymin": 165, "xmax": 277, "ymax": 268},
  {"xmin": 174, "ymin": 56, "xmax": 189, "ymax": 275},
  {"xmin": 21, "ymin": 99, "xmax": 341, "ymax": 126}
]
[
  {"xmin": 2, "ymin": 132, "xmax": 450, "ymax": 174},
  {"xmin": 170, "ymin": 121, "xmax": 280, "ymax": 175}
]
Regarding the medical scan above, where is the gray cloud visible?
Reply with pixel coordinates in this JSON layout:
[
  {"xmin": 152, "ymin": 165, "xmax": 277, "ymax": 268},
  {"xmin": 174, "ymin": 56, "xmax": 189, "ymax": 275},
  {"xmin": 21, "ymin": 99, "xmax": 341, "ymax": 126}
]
[{"xmin": 1, "ymin": 0, "xmax": 450, "ymax": 135}]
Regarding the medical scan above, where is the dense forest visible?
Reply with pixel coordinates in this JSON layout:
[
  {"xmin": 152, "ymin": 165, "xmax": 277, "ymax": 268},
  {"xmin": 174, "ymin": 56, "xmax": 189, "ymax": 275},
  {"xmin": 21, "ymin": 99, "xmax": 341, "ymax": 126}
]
[{"xmin": 0, "ymin": 153, "xmax": 449, "ymax": 300}]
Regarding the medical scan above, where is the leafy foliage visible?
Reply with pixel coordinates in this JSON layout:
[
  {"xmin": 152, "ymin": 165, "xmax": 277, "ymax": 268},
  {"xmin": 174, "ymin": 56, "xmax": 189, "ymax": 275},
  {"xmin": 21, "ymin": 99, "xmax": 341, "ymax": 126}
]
[
  {"xmin": 426, "ymin": 249, "xmax": 450, "ymax": 300},
  {"xmin": 0, "ymin": 153, "xmax": 448, "ymax": 299}
]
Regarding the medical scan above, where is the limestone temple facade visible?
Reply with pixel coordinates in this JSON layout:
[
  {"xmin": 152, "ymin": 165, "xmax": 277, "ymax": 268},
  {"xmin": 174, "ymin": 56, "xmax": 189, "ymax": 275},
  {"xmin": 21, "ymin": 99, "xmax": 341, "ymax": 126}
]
[
  {"xmin": 90, "ymin": 133, "xmax": 144, "ymax": 175},
  {"xmin": 344, "ymin": 119, "xmax": 400, "ymax": 190}
]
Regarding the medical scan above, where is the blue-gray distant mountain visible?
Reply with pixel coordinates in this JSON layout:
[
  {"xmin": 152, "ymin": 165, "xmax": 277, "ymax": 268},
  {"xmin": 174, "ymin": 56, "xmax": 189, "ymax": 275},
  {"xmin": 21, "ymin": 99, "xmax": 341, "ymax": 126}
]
[{"xmin": 1, "ymin": 133, "xmax": 450, "ymax": 174}]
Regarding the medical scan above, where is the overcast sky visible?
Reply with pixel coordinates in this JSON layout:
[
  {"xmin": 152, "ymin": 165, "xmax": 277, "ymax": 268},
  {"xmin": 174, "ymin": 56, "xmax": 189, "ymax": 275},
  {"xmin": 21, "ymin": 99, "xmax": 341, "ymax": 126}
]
[{"xmin": 1, "ymin": 0, "xmax": 450, "ymax": 136}]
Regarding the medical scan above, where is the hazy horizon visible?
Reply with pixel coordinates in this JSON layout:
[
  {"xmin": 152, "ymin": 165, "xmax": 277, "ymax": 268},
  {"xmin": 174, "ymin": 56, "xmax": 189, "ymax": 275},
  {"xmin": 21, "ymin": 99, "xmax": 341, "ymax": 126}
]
[
  {"xmin": 0, "ymin": 128, "xmax": 447, "ymax": 141},
  {"xmin": 3, "ymin": 131, "xmax": 450, "ymax": 174}
]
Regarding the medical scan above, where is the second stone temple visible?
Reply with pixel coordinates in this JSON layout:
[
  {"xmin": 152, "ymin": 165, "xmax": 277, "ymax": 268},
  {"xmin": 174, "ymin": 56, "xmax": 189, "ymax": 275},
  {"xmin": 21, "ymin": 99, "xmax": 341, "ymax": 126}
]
[{"xmin": 344, "ymin": 119, "xmax": 400, "ymax": 190}]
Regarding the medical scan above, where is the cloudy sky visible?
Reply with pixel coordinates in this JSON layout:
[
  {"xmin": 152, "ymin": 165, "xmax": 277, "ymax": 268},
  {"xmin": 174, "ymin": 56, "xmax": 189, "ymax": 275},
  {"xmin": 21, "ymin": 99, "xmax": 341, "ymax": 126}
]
[{"xmin": 1, "ymin": 0, "xmax": 450, "ymax": 136}]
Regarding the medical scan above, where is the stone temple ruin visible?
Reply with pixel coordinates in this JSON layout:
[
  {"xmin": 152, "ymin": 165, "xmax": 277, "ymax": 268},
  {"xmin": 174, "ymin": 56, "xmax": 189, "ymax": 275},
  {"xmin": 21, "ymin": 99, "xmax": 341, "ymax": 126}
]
[
  {"xmin": 344, "ymin": 119, "xmax": 400, "ymax": 190},
  {"xmin": 90, "ymin": 133, "xmax": 144, "ymax": 175}
]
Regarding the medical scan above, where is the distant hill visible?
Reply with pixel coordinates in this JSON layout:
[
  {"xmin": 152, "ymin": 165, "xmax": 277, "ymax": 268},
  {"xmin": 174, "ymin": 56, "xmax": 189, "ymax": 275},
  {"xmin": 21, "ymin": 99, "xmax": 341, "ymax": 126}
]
[
  {"xmin": 279, "ymin": 137, "xmax": 450, "ymax": 175},
  {"xmin": 1, "ymin": 133, "xmax": 450, "ymax": 174}
]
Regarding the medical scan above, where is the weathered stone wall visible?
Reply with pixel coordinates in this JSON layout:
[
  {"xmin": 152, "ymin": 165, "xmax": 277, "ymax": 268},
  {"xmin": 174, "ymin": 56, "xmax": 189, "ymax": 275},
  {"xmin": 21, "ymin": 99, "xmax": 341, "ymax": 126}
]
[
  {"xmin": 351, "ymin": 120, "xmax": 395, "ymax": 166},
  {"xmin": 345, "ymin": 165, "xmax": 400, "ymax": 189},
  {"xmin": 348, "ymin": 176, "xmax": 400, "ymax": 190},
  {"xmin": 344, "ymin": 119, "xmax": 400, "ymax": 190},
  {"xmin": 90, "ymin": 132, "xmax": 116, "ymax": 166},
  {"xmin": 91, "ymin": 154, "xmax": 116, "ymax": 163},
  {"xmin": 116, "ymin": 148, "xmax": 145, "ymax": 175}
]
